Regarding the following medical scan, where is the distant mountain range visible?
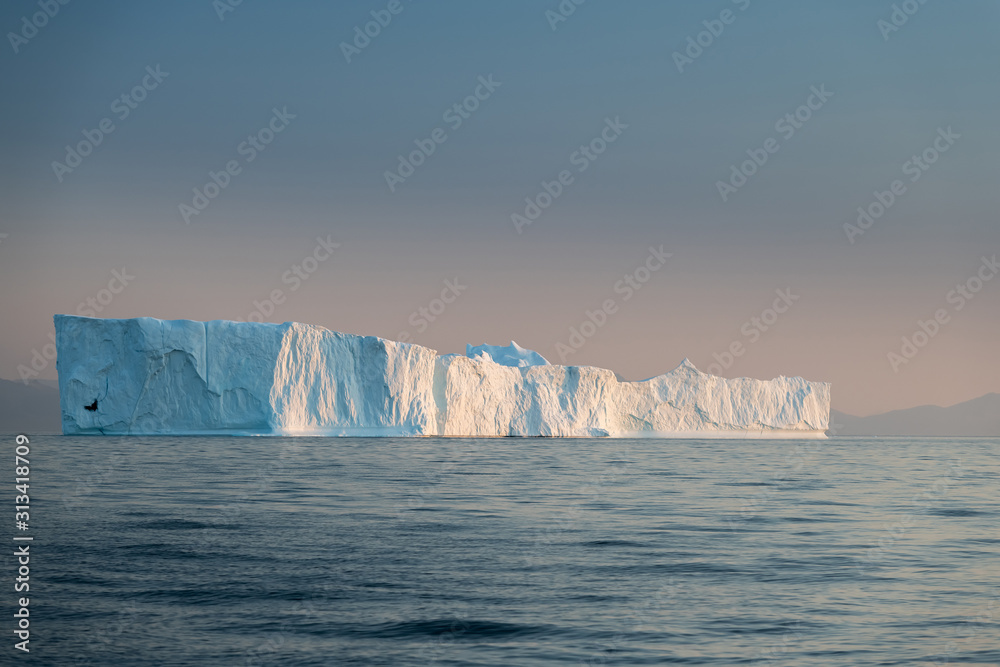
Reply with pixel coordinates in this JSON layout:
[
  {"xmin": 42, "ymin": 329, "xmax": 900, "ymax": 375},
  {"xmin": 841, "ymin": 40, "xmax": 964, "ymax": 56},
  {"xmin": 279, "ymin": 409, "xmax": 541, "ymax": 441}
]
[
  {"xmin": 832, "ymin": 393, "xmax": 1000, "ymax": 437},
  {"xmin": 0, "ymin": 378, "xmax": 997, "ymax": 437},
  {"xmin": 0, "ymin": 379, "xmax": 61, "ymax": 434}
]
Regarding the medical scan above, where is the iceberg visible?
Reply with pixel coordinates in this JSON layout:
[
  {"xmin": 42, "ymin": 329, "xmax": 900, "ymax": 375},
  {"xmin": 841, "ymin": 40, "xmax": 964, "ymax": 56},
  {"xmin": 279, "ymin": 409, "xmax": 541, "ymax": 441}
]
[{"xmin": 54, "ymin": 315, "xmax": 830, "ymax": 438}]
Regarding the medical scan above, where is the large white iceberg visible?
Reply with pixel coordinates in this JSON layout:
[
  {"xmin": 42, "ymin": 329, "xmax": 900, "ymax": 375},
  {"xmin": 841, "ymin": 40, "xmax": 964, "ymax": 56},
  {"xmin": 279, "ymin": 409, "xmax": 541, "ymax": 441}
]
[{"xmin": 54, "ymin": 315, "xmax": 830, "ymax": 438}]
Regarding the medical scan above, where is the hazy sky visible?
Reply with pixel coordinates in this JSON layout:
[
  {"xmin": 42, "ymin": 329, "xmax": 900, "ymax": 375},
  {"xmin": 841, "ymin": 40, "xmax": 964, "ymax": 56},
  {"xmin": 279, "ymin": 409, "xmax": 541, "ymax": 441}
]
[{"xmin": 1, "ymin": 0, "xmax": 998, "ymax": 416}]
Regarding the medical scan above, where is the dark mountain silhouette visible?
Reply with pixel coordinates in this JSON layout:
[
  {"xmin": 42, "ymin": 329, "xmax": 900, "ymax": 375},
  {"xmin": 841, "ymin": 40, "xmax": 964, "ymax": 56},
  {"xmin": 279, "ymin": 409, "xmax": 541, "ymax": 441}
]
[
  {"xmin": 0, "ymin": 379, "xmax": 61, "ymax": 434},
  {"xmin": 832, "ymin": 393, "xmax": 1000, "ymax": 437}
]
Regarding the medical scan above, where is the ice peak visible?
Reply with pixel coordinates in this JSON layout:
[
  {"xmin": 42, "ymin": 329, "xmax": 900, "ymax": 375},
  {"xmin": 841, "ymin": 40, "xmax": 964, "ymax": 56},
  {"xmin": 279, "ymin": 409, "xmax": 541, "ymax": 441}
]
[
  {"xmin": 465, "ymin": 341, "xmax": 550, "ymax": 368},
  {"xmin": 677, "ymin": 358, "xmax": 700, "ymax": 372}
]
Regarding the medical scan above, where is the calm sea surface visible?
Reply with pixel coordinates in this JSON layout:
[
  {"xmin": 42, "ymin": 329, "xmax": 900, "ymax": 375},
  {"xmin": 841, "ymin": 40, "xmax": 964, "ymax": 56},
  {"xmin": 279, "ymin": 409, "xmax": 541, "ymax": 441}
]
[{"xmin": 16, "ymin": 435, "xmax": 1000, "ymax": 665}]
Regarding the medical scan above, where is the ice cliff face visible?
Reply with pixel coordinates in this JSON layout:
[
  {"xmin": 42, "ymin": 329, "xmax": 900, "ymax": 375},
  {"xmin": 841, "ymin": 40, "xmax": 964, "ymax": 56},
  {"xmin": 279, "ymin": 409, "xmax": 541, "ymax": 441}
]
[{"xmin": 55, "ymin": 315, "xmax": 830, "ymax": 437}]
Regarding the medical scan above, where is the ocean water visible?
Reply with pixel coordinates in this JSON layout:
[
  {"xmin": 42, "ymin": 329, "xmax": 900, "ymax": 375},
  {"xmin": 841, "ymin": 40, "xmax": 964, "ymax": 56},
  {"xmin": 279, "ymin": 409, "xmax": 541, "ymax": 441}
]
[{"xmin": 19, "ymin": 435, "xmax": 1000, "ymax": 666}]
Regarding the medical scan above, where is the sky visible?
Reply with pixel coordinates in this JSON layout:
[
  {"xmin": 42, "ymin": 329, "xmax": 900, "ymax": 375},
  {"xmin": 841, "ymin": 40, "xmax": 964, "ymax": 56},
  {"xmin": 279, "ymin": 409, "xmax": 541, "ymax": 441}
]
[{"xmin": 0, "ymin": 0, "xmax": 998, "ymax": 417}]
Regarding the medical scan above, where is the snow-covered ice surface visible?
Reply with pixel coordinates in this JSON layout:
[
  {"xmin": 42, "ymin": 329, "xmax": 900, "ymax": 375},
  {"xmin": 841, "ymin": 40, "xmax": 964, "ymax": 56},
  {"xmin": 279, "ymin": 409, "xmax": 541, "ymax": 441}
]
[
  {"xmin": 465, "ymin": 341, "xmax": 550, "ymax": 368},
  {"xmin": 55, "ymin": 315, "xmax": 830, "ymax": 437}
]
